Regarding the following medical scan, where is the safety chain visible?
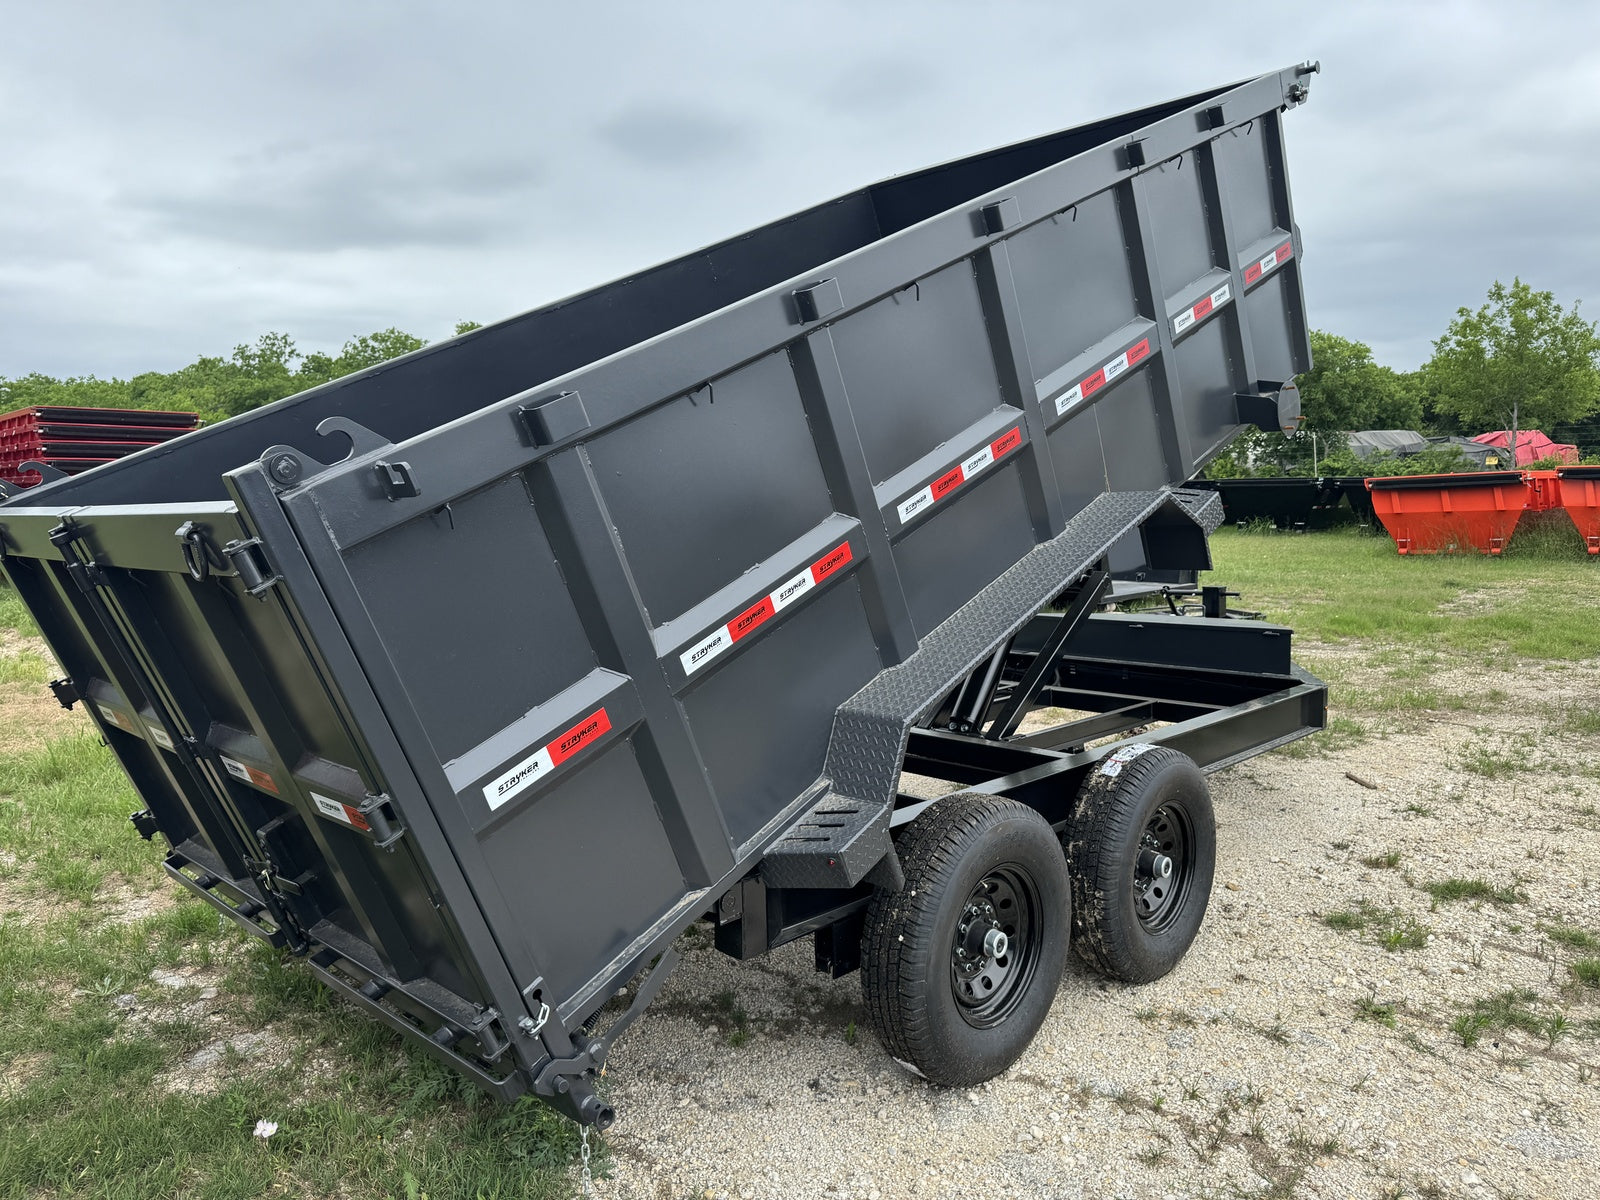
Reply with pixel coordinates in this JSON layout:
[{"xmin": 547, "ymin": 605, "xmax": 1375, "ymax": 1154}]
[{"xmin": 578, "ymin": 1125, "xmax": 593, "ymax": 1197}]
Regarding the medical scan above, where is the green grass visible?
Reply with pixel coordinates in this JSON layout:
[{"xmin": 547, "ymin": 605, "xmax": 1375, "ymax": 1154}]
[
  {"xmin": 1208, "ymin": 524, "xmax": 1600, "ymax": 662},
  {"xmin": 1545, "ymin": 924, "xmax": 1600, "ymax": 953},
  {"xmin": 0, "ymin": 659, "xmax": 580, "ymax": 1197},
  {"xmin": 1574, "ymin": 960, "xmax": 1600, "ymax": 988},
  {"xmin": 0, "ymin": 731, "xmax": 165, "ymax": 901},
  {"xmin": 1353, "ymin": 996, "xmax": 1397, "ymax": 1028},
  {"xmin": 1450, "ymin": 988, "xmax": 1562, "ymax": 1048},
  {"xmin": 0, "ymin": 582, "xmax": 39, "ymax": 638},
  {"xmin": 1360, "ymin": 850, "xmax": 1403, "ymax": 870},
  {"xmin": 1320, "ymin": 901, "xmax": 1431, "ymax": 952},
  {"xmin": 1422, "ymin": 877, "xmax": 1526, "ymax": 906}
]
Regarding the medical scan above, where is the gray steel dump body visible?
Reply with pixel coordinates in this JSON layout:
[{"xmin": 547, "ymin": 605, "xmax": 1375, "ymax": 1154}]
[{"xmin": 0, "ymin": 64, "xmax": 1318, "ymax": 1123}]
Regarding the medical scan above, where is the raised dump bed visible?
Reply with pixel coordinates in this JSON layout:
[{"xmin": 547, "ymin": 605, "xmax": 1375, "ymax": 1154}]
[
  {"xmin": 0, "ymin": 63, "xmax": 1324, "ymax": 1127},
  {"xmin": 1367, "ymin": 471, "xmax": 1529, "ymax": 555}
]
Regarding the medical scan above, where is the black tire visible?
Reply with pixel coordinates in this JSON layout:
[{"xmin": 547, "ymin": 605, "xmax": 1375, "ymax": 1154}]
[
  {"xmin": 861, "ymin": 793, "xmax": 1070, "ymax": 1087},
  {"xmin": 1064, "ymin": 745, "xmax": 1215, "ymax": 983}
]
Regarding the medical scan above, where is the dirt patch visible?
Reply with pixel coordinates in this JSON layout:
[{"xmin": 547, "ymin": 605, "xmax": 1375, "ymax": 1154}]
[
  {"xmin": 0, "ymin": 1050, "xmax": 49, "ymax": 1100},
  {"xmin": 0, "ymin": 631, "xmax": 78, "ymax": 754},
  {"xmin": 0, "ymin": 683, "xmax": 82, "ymax": 756},
  {"xmin": 100, "ymin": 881, "xmax": 179, "ymax": 926}
]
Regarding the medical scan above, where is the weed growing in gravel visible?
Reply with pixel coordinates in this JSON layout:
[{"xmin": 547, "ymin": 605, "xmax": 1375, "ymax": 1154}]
[
  {"xmin": 1459, "ymin": 740, "xmax": 1528, "ymax": 779},
  {"xmin": 1573, "ymin": 959, "xmax": 1600, "ymax": 988},
  {"xmin": 1422, "ymin": 877, "xmax": 1526, "ymax": 906},
  {"xmin": 1451, "ymin": 988, "xmax": 1553, "ymax": 1047},
  {"xmin": 1401, "ymin": 802, "xmax": 1435, "ymax": 817},
  {"xmin": 1544, "ymin": 924, "xmax": 1600, "ymax": 952},
  {"xmin": 1320, "ymin": 900, "xmax": 1431, "ymax": 951},
  {"xmin": 1354, "ymin": 997, "xmax": 1397, "ymax": 1027},
  {"xmin": 712, "ymin": 989, "xmax": 752, "ymax": 1046},
  {"xmin": 1361, "ymin": 849, "xmax": 1403, "ymax": 869}
]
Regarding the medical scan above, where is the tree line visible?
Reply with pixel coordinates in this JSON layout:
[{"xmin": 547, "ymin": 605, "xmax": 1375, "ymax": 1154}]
[
  {"xmin": 0, "ymin": 322, "xmax": 482, "ymax": 424},
  {"xmin": 2, "ymin": 279, "xmax": 1596, "ymax": 470},
  {"xmin": 1221, "ymin": 278, "xmax": 1600, "ymax": 475}
]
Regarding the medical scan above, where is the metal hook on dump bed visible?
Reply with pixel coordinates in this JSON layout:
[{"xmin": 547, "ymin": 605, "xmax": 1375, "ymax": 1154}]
[{"xmin": 258, "ymin": 416, "xmax": 394, "ymax": 492}]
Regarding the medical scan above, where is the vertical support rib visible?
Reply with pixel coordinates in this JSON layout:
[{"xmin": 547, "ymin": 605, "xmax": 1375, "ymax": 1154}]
[
  {"xmin": 1262, "ymin": 110, "xmax": 1313, "ymax": 373},
  {"xmin": 1194, "ymin": 138, "xmax": 1259, "ymax": 393},
  {"xmin": 973, "ymin": 240, "xmax": 1066, "ymax": 540},
  {"xmin": 529, "ymin": 451, "xmax": 736, "ymax": 888},
  {"xmin": 1121, "ymin": 178, "xmax": 1195, "ymax": 481},
  {"xmin": 790, "ymin": 330, "xmax": 920, "ymax": 665}
]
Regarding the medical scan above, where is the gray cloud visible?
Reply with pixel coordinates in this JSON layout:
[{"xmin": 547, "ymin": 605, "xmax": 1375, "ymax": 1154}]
[
  {"xmin": 1, "ymin": 0, "xmax": 1597, "ymax": 380},
  {"xmin": 597, "ymin": 104, "xmax": 754, "ymax": 167}
]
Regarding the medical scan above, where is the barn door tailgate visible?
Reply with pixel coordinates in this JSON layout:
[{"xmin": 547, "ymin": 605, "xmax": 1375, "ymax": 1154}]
[{"xmin": 0, "ymin": 501, "xmax": 515, "ymax": 1087}]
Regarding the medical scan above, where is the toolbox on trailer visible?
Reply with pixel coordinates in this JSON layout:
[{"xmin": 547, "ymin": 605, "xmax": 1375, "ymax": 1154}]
[{"xmin": 0, "ymin": 62, "xmax": 1325, "ymax": 1127}]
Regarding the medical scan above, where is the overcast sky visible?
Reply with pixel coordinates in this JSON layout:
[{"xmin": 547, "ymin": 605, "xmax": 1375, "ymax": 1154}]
[{"xmin": 4, "ymin": 1, "xmax": 1597, "ymax": 382}]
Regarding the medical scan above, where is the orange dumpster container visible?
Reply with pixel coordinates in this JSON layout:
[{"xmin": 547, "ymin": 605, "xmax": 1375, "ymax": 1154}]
[
  {"xmin": 1557, "ymin": 466, "xmax": 1600, "ymax": 554},
  {"xmin": 1366, "ymin": 472, "xmax": 1528, "ymax": 555}
]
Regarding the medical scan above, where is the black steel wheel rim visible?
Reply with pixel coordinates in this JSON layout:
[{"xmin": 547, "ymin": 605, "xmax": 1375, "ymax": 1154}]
[
  {"xmin": 949, "ymin": 864, "xmax": 1042, "ymax": 1029},
  {"xmin": 1135, "ymin": 801, "xmax": 1195, "ymax": 933}
]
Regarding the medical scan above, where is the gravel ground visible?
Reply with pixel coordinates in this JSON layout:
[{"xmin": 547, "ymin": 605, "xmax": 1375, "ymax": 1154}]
[{"xmin": 587, "ymin": 659, "xmax": 1600, "ymax": 1200}]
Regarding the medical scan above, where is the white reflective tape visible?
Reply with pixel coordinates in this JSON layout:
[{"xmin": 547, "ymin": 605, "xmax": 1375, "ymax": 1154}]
[
  {"xmin": 312, "ymin": 792, "xmax": 355, "ymax": 825},
  {"xmin": 1210, "ymin": 283, "xmax": 1231, "ymax": 307},
  {"xmin": 770, "ymin": 568, "xmax": 814, "ymax": 612},
  {"xmin": 1103, "ymin": 354, "xmax": 1129, "ymax": 383},
  {"xmin": 1259, "ymin": 252, "xmax": 1278, "ymax": 274},
  {"xmin": 680, "ymin": 626, "xmax": 732, "ymax": 675},
  {"xmin": 896, "ymin": 486, "xmax": 935, "ymax": 525},
  {"xmin": 149, "ymin": 727, "xmax": 173, "ymax": 750},
  {"xmin": 960, "ymin": 445, "xmax": 995, "ymax": 478},
  {"xmin": 484, "ymin": 745, "xmax": 555, "ymax": 809},
  {"xmin": 219, "ymin": 756, "xmax": 252, "ymax": 783},
  {"xmin": 1173, "ymin": 309, "xmax": 1195, "ymax": 334},
  {"xmin": 1054, "ymin": 382, "xmax": 1085, "ymax": 417}
]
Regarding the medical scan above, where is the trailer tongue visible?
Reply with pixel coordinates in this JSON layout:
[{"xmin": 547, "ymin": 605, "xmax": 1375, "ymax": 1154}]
[{"xmin": 0, "ymin": 62, "xmax": 1324, "ymax": 1127}]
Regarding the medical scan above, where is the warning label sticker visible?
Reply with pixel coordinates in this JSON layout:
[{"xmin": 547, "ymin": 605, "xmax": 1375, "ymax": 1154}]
[
  {"xmin": 149, "ymin": 727, "xmax": 174, "ymax": 751},
  {"xmin": 1173, "ymin": 284, "xmax": 1233, "ymax": 336},
  {"xmin": 218, "ymin": 755, "xmax": 279, "ymax": 794},
  {"xmin": 484, "ymin": 708, "xmax": 613, "ymax": 809},
  {"xmin": 895, "ymin": 428, "xmax": 1023, "ymax": 525},
  {"xmin": 96, "ymin": 704, "xmax": 135, "ymax": 733},
  {"xmin": 1053, "ymin": 340, "xmax": 1152, "ymax": 418},
  {"xmin": 312, "ymin": 792, "xmax": 372, "ymax": 831},
  {"xmin": 680, "ymin": 542, "xmax": 855, "ymax": 676},
  {"xmin": 1243, "ymin": 239, "xmax": 1294, "ymax": 285}
]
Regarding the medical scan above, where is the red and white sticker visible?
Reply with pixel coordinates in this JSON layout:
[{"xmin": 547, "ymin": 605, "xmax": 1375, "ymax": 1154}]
[
  {"xmin": 1173, "ymin": 283, "xmax": 1232, "ymax": 336},
  {"xmin": 97, "ymin": 704, "xmax": 135, "ymax": 733},
  {"xmin": 312, "ymin": 792, "xmax": 372, "ymax": 831},
  {"xmin": 219, "ymin": 754, "xmax": 280, "ymax": 795},
  {"xmin": 484, "ymin": 707, "xmax": 613, "ymax": 809},
  {"xmin": 895, "ymin": 427, "xmax": 1023, "ymax": 525},
  {"xmin": 1243, "ymin": 240, "xmax": 1293, "ymax": 286},
  {"xmin": 1053, "ymin": 340, "xmax": 1152, "ymax": 417},
  {"xmin": 680, "ymin": 542, "xmax": 855, "ymax": 676}
]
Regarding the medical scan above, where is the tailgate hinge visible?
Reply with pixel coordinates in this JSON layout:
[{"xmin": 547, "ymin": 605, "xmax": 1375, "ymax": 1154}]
[
  {"xmin": 222, "ymin": 538, "xmax": 281, "ymax": 597},
  {"xmin": 359, "ymin": 792, "xmax": 406, "ymax": 850},
  {"xmin": 48, "ymin": 676, "xmax": 80, "ymax": 709}
]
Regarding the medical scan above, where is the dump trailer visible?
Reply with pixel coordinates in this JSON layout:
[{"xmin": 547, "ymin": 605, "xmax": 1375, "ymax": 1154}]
[{"xmin": 0, "ymin": 63, "xmax": 1325, "ymax": 1129}]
